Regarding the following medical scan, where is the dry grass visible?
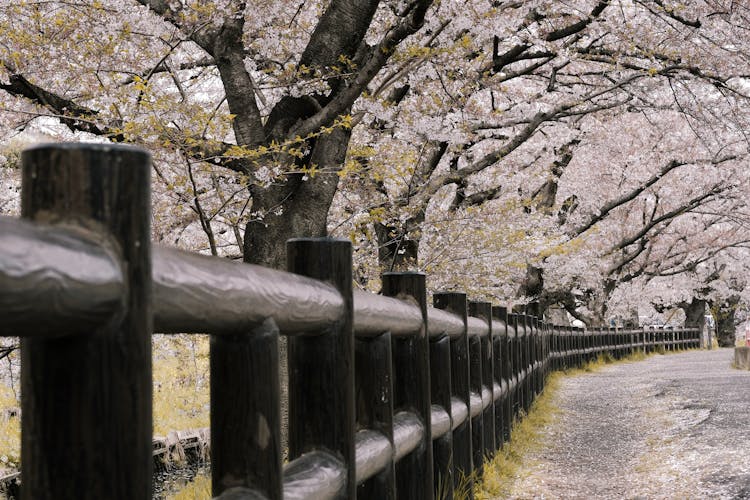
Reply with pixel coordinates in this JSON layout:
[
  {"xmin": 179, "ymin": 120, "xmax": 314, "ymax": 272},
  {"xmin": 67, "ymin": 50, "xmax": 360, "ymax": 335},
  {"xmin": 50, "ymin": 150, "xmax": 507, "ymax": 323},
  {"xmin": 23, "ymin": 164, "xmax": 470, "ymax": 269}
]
[
  {"xmin": 0, "ymin": 384, "xmax": 19, "ymax": 469},
  {"xmin": 473, "ymin": 374, "xmax": 562, "ymax": 499},
  {"xmin": 152, "ymin": 335, "xmax": 210, "ymax": 435},
  {"xmin": 0, "ymin": 417, "xmax": 19, "ymax": 469},
  {"xmin": 166, "ymin": 474, "xmax": 211, "ymax": 499}
]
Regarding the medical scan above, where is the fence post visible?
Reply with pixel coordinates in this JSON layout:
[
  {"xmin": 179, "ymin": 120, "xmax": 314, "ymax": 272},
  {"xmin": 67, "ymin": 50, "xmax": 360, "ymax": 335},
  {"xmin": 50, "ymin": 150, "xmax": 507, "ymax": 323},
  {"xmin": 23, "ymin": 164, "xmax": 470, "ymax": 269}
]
[
  {"xmin": 527, "ymin": 303, "xmax": 541, "ymax": 399},
  {"xmin": 469, "ymin": 301, "xmax": 493, "ymax": 474},
  {"xmin": 20, "ymin": 144, "xmax": 152, "ymax": 499},
  {"xmin": 433, "ymin": 292, "xmax": 472, "ymax": 495},
  {"xmin": 525, "ymin": 314, "xmax": 534, "ymax": 410},
  {"xmin": 211, "ymin": 322, "xmax": 281, "ymax": 498},
  {"xmin": 287, "ymin": 238, "xmax": 355, "ymax": 498},
  {"xmin": 512, "ymin": 312, "xmax": 522, "ymax": 413},
  {"xmin": 581, "ymin": 324, "xmax": 587, "ymax": 362},
  {"xmin": 507, "ymin": 313, "xmax": 520, "ymax": 421},
  {"xmin": 382, "ymin": 273, "xmax": 433, "ymax": 500},
  {"xmin": 430, "ymin": 332, "xmax": 453, "ymax": 499},
  {"xmin": 355, "ymin": 329, "xmax": 395, "ymax": 499},
  {"xmin": 555, "ymin": 323, "xmax": 562, "ymax": 370},
  {"xmin": 532, "ymin": 316, "xmax": 541, "ymax": 397},
  {"xmin": 480, "ymin": 302, "xmax": 496, "ymax": 459},
  {"xmin": 490, "ymin": 306, "xmax": 506, "ymax": 447}
]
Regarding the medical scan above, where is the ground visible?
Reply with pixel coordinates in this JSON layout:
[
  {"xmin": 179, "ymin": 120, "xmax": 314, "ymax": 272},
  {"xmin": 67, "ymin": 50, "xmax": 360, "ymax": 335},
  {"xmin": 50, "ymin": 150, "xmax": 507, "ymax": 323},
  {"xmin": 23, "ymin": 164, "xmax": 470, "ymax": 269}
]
[{"xmin": 504, "ymin": 349, "xmax": 750, "ymax": 500}]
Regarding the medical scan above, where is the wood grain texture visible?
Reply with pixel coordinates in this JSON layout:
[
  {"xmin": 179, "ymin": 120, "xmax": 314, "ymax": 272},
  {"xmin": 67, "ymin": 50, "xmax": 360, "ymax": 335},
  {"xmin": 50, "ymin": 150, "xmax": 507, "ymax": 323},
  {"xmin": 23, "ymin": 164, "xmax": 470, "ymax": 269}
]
[
  {"xmin": 382, "ymin": 272, "xmax": 434, "ymax": 500},
  {"xmin": 0, "ymin": 216, "xmax": 123, "ymax": 337},
  {"xmin": 286, "ymin": 238, "xmax": 355, "ymax": 499}
]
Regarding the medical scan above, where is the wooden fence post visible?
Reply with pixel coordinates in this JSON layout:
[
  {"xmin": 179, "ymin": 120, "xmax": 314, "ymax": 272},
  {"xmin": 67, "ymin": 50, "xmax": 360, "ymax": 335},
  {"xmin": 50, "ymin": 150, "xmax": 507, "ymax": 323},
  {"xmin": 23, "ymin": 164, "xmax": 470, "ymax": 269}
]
[
  {"xmin": 507, "ymin": 313, "xmax": 520, "ymax": 421},
  {"xmin": 430, "ymin": 332, "xmax": 453, "ymax": 499},
  {"xmin": 472, "ymin": 301, "xmax": 495, "ymax": 461},
  {"xmin": 355, "ymin": 329, "xmax": 395, "ymax": 500},
  {"xmin": 382, "ymin": 273, "xmax": 433, "ymax": 500},
  {"xmin": 525, "ymin": 314, "xmax": 533, "ymax": 410},
  {"xmin": 20, "ymin": 144, "xmax": 152, "ymax": 499},
  {"xmin": 531, "ymin": 315, "xmax": 540, "ymax": 398},
  {"xmin": 469, "ymin": 301, "xmax": 492, "ymax": 474},
  {"xmin": 433, "ymin": 292, "xmax": 472, "ymax": 495},
  {"xmin": 211, "ymin": 322, "xmax": 281, "ymax": 498},
  {"xmin": 287, "ymin": 238, "xmax": 355, "ymax": 498},
  {"xmin": 491, "ymin": 306, "xmax": 510, "ymax": 446}
]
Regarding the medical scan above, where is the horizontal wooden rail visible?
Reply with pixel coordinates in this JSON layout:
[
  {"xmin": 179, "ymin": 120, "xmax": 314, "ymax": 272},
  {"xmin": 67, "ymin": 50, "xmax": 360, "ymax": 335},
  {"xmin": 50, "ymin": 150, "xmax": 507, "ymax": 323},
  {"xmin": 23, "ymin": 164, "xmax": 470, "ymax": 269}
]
[
  {"xmin": 0, "ymin": 216, "xmax": 124, "ymax": 337},
  {"xmin": 153, "ymin": 245, "xmax": 344, "ymax": 335},
  {"xmin": 1, "ymin": 216, "xmax": 493, "ymax": 340},
  {"xmin": 353, "ymin": 290, "xmax": 423, "ymax": 337},
  {"xmin": 427, "ymin": 306, "xmax": 466, "ymax": 338},
  {"xmin": 466, "ymin": 316, "xmax": 490, "ymax": 337},
  {"xmin": 282, "ymin": 451, "xmax": 345, "ymax": 500}
]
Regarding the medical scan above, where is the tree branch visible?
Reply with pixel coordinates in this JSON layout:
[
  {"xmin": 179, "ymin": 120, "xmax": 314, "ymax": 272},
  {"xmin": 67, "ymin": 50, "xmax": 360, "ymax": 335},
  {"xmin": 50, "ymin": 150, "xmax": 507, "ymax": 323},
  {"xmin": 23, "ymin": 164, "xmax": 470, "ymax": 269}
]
[
  {"xmin": 613, "ymin": 184, "xmax": 727, "ymax": 252},
  {"xmin": 291, "ymin": 0, "xmax": 434, "ymax": 140}
]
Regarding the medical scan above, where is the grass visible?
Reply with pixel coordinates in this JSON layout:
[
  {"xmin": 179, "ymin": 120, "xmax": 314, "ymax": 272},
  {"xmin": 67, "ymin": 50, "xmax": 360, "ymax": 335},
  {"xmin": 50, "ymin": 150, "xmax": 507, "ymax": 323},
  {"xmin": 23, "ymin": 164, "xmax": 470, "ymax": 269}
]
[
  {"xmin": 0, "ymin": 383, "xmax": 19, "ymax": 469},
  {"xmin": 472, "ymin": 374, "xmax": 563, "ymax": 499},
  {"xmin": 473, "ymin": 350, "xmax": 658, "ymax": 499},
  {"xmin": 0, "ymin": 417, "xmax": 19, "ymax": 469},
  {"xmin": 152, "ymin": 335, "xmax": 210, "ymax": 436},
  {"xmin": 166, "ymin": 474, "xmax": 211, "ymax": 500},
  {"xmin": 0, "ymin": 336, "xmax": 209, "ymax": 476}
]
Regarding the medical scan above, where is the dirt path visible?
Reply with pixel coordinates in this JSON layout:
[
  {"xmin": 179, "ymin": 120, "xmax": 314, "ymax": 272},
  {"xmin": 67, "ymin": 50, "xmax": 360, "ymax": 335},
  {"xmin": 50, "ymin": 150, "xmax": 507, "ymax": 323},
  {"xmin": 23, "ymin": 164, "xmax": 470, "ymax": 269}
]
[{"xmin": 504, "ymin": 349, "xmax": 750, "ymax": 500}]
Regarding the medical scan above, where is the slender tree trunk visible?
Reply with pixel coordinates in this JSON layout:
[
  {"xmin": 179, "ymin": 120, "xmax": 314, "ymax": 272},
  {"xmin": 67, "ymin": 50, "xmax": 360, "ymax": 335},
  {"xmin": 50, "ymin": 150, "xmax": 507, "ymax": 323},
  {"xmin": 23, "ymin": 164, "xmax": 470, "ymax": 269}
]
[{"xmin": 374, "ymin": 222, "xmax": 419, "ymax": 272}]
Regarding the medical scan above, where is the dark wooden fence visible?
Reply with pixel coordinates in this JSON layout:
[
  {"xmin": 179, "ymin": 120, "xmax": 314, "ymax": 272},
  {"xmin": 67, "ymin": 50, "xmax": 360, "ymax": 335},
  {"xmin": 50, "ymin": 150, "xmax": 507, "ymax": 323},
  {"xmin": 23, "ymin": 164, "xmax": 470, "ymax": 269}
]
[{"xmin": 0, "ymin": 144, "xmax": 701, "ymax": 499}]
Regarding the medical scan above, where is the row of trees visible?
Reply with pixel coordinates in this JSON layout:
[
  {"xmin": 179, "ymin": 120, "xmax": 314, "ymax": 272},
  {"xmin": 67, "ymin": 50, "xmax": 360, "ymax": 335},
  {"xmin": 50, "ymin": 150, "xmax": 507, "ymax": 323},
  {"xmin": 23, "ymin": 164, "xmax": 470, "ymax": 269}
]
[{"xmin": 2, "ymin": 0, "xmax": 750, "ymax": 344}]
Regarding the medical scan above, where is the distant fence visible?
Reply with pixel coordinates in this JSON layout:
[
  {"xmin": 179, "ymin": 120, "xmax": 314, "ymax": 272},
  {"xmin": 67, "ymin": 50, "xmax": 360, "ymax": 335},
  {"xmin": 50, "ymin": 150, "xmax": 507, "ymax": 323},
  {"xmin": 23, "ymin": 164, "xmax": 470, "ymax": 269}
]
[{"xmin": 0, "ymin": 144, "xmax": 700, "ymax": 500}]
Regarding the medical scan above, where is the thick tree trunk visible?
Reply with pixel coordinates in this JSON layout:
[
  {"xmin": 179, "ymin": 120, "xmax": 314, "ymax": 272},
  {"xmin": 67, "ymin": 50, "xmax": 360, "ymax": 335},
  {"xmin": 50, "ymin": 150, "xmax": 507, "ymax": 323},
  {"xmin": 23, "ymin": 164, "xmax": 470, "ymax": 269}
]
[
  {"xmin": 519, "ymin": 265, "xmax": 544, "ymax": 298},
  {"xmin": 682, "ymin": 298, "xmax": 706, "ymax": 328},
  {"xmin": 243, "ymin": 128, "xmax": 351, "ymax": 268},
  {"xmin": 680, "ymin": 298, "xmax": 707, "ymax": 348},
  {"xmin": 242, "ymin": 127, "xmax": 351, "ymax": 456},
  {"xmin": 713, "ymin": 297, "xmax": 739, "ymax": 348}
]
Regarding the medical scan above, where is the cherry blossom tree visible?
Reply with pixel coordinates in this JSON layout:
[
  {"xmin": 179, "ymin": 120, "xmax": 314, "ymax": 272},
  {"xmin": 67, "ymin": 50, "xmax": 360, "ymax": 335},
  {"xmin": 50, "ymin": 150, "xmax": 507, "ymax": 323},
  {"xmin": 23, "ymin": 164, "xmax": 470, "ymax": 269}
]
[
  {"xmin": 0, "ymin": 0, "xmax": 437, "ymax": 267},
  {"xmin": 326, "ymin": 1, "xmax": 750, "ymax": 328},
  {"xmin": 2, "ymin": 0, "xmax": 750, "ymax": 332}
]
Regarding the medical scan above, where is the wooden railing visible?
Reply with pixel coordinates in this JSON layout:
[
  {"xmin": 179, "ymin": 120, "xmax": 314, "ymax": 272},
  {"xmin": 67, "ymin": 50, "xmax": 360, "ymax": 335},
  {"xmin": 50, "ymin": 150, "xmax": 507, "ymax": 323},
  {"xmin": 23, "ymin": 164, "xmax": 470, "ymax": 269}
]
[{"xmin": 0, "ymin": 144, "xmax": 701, "ymax": 499}]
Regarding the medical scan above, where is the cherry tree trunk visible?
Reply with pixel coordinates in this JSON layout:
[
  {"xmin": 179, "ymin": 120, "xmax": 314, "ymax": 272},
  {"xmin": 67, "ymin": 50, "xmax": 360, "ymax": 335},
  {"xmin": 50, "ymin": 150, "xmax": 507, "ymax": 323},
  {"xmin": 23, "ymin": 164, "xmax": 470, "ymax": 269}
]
[
  {"xmin": 714, "ymin": 297, "xmax": 739, "ymax": 348},
  {"xmin": 241, "ymin": 128, "xmax": 351, "ymax": 454},
  {"xmin": 680, "ymin": 298, "xmax": 707, "ymax": 348},
  {"xmin": 682, "ymin": 298, "xmax": 706, "ymax": 328}
]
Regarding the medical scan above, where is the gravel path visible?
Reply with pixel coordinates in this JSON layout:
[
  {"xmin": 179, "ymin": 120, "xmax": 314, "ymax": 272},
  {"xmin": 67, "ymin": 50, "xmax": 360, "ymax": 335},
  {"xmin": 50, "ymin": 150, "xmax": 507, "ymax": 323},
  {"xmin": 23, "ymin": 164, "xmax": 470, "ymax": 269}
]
[{"xmin": 504, "ymin": 349, "xmax": 750, "ymax": 499}]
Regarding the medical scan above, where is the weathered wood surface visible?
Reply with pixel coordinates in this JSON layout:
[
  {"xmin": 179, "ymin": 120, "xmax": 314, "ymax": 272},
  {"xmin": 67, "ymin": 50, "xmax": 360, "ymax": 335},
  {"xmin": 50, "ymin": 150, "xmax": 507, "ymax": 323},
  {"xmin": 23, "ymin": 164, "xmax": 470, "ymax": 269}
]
[{"xmin": 20, "ymin": 143, "xmax": 153, "ymax": 500}]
